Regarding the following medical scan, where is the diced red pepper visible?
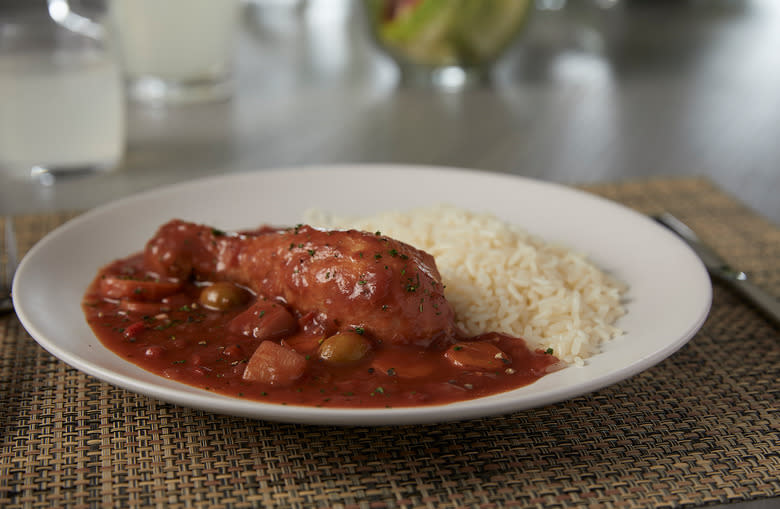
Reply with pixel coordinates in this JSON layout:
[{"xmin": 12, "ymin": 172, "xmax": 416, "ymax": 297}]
[{"xmin": 123, "ymin": 321, "xmax": 146, "ymax": 339}]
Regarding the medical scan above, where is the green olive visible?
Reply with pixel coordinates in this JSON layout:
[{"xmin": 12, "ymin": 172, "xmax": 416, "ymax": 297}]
[
  {"xmin": 318, "ymin": 331, "xmax": 372, "ymax": 364},
  {"xmin": 199, "ymin": 282, "xmax": 250, "ymax": 311}
]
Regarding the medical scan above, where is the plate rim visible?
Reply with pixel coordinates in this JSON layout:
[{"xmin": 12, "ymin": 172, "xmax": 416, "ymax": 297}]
[{"xmin": 12, "ymin": 164, "xmax": 712, "ymax": 425}]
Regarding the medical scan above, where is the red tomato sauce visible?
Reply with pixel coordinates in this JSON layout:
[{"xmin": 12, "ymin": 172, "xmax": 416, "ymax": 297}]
[{"xmin": 83, "ymin": 236, "xmax": 560, "ymax": 409}]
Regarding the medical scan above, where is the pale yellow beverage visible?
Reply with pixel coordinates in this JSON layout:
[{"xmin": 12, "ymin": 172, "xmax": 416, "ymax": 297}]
[
  {"xmin": 0, "ymin": 52, "xmax": 124, "ymax": 179},
  {"xmin": 108, "ymin": 0, "xmax": 240, "ymax": 102}
]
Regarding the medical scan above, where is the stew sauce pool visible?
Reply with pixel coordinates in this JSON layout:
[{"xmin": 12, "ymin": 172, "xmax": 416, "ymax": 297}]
[{"xmin": 83, "ymin": 221, "xmax": 560, "ymax": 409}]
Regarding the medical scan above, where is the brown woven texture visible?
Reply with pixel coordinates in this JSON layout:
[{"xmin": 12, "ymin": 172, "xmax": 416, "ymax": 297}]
[{"xmin": 1, "ymin": 177, "xmax": 778, "ymax": 509}]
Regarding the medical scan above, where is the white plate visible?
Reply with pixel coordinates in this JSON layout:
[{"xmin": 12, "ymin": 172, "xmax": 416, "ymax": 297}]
[{"xmin": 12, "ymin": 165, "xmax": 711, "ymax": 425}]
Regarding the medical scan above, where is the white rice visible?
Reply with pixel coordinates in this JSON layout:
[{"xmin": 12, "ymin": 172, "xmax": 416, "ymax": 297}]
[{"xmin": 305, "ymin": 204, "xmax": 626, "ymax": 366}]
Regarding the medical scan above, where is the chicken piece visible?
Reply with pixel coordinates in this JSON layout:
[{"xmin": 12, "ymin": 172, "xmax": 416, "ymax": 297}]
[{"xmin": 144, "ymin": 220, "xmax": 458, "ymax": 347}]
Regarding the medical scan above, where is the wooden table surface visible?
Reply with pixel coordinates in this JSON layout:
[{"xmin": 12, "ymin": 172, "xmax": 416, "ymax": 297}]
[{"xmin": 1, "ymin": 0, "xmax": 779, "ymax": 226}]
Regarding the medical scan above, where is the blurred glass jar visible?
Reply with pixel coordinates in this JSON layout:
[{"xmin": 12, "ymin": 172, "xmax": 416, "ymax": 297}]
[
  {"xmin": 0, "ymin": 3, "xmax": 125, "ymax": 182},
  {"xmin": 364, "ymin": 0, "xmax": 533, "ymax": 88}
]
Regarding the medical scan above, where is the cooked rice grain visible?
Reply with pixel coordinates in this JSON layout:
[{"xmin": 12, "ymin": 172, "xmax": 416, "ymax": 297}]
[{"xmin": 305, "ymin": 204, "xmax": 626, "ymax": 365}]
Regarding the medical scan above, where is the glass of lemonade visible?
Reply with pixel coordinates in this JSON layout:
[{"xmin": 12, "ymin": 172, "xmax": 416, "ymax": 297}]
[{"xmin": 0, "ymin": 6, "xmax": 125, "ymax": 182}]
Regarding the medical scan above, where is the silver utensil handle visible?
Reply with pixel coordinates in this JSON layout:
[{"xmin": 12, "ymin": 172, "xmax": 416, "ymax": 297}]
[
  {"xmin": 721, "ymin": 274, "xmax": 780, "ymax": 327},
  {"xmin": 653, "ymin": 213, "xmax": 780, "ymax": 328}
]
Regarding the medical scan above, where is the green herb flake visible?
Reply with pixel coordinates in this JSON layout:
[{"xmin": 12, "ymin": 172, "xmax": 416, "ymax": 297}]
[{"xmin": 545, "ymin": 348, "xmax": 554, "ymax": 355}]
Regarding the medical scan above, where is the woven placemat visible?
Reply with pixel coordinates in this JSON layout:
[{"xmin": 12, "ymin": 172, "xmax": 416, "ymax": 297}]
[{"xmin": 1, "ymin": 177, "xmax": 778, "ymax": 509}]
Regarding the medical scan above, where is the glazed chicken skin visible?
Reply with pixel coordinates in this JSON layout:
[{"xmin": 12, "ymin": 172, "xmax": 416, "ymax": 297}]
[{"xmin": 143, "ymin": 220, "xmax": 458, "ymax": 347}]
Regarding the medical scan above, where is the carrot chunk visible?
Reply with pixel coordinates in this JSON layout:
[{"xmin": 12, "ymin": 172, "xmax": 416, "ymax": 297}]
[{"xmin": 99, "ymin": 276, "xmax": 183, "ymax": 301}]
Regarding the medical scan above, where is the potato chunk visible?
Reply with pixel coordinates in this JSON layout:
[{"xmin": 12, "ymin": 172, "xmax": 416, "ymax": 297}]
[
  {"xmin": 242, "ymin": 341, "xmax": 307, "ymax": 386},
  {"xmin": 228, "ymin": 301, "xmax": 298, "ymax": 341}
]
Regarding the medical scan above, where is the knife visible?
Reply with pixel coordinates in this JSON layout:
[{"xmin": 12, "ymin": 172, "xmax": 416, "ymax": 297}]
[
  {"xmin": 1, "ymin": 217, "xmax": 17, "ymax": 314},
  {"xmin": 653, "ymin": 213, "xmax": 780, "ymax": 327}
]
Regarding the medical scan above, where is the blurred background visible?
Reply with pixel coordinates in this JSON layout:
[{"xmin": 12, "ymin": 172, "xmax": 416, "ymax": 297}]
[{"xmin": 1, "ymin": 0, "xmax": 779, "ymax": 225}]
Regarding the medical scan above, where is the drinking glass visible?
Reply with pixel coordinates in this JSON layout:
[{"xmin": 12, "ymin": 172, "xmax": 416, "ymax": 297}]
[
  {"xmin": 0, "ymin": 4, "xmax": 125, "ymax": 182},
  {"xmin": 107, "ymin": 0, "xmax": 241, "ymax": 104}
]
